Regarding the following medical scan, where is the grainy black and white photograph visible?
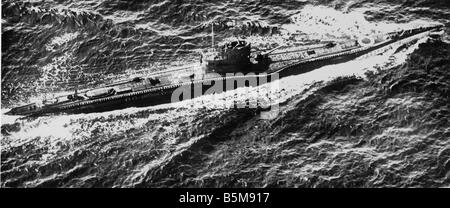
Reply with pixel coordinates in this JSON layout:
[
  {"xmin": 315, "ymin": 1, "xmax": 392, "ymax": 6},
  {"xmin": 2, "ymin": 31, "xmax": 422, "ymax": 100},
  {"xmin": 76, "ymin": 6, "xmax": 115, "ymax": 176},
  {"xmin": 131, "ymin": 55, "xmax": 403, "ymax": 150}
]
[{"xmin": 1, "ymin": 0, "xmax": 449, "ymax": 191}]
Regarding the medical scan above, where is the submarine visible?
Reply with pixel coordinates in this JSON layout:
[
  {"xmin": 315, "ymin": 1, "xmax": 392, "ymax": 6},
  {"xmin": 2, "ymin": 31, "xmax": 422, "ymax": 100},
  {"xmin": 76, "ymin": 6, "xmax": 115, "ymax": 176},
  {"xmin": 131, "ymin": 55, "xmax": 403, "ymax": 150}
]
[{"xmin": 6, "ymin": 24, "xmax": 444, "ymax": 116}]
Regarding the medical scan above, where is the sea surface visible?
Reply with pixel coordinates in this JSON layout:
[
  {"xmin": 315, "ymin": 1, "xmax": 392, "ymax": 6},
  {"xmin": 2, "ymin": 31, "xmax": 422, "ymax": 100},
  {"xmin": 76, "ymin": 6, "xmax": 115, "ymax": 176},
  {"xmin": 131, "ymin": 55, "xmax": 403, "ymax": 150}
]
[{"xmin": 1, "ymin": 0, "xmax": 450, "ymax": 187}]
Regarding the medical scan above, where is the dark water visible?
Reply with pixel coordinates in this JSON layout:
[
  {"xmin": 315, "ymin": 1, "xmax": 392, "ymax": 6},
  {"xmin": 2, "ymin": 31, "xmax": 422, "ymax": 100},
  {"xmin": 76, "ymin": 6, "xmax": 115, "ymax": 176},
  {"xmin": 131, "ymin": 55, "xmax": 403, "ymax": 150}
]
[{"xmin": 1, "ymin": 0, "xmax": 450, "ymax": 187}]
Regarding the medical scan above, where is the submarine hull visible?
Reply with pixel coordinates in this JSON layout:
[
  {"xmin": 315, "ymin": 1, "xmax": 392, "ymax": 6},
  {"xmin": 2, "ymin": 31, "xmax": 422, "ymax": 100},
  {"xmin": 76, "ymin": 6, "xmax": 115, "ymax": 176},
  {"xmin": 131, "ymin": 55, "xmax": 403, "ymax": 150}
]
[{"xmin": 7, "ymin": 25, "xmax": 442, "ymax": 116}]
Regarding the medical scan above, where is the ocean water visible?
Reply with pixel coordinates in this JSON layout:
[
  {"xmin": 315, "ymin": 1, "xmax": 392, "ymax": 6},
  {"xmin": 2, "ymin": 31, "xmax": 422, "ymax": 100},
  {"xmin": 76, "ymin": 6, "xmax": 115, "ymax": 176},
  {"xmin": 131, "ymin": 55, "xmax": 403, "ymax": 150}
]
[{"xmin": 1, "ymin": 0, "xmax": 449, "ymax": 187}]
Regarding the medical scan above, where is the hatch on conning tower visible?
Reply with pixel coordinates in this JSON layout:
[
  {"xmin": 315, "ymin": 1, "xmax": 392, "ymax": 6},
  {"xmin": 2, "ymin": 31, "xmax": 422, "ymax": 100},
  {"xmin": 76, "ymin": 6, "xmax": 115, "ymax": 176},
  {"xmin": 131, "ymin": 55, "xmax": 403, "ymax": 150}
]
[{"xmin": 358, "ymin": 36, "xmax": 375, "ymax": 47}]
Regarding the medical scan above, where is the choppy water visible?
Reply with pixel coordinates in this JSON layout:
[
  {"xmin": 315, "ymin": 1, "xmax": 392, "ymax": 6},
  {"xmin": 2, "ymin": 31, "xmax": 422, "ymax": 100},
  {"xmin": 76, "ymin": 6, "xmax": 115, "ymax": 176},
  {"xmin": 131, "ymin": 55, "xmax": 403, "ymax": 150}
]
[{"xmin": 1, "ymin": 0, "xmax": 450, "ymax": 187}]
